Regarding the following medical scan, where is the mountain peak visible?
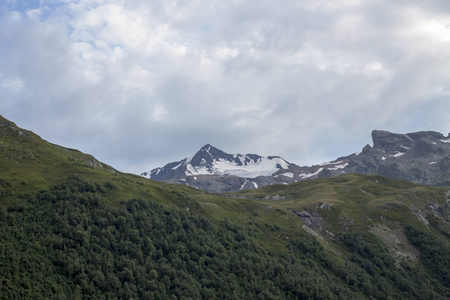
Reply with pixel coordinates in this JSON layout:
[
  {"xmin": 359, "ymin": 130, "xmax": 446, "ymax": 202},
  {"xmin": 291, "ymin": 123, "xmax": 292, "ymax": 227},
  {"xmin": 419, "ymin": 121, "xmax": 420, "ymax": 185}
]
[
  {"xmin": 190, "ymin": 144, "xmax": 234, "ymax": 166},
  {"xmin": 371, "ymin": 130, "xmax": 415, "ymax": 153},
  {"xmin": 200, "ymin": 144, "xmax": 214, "ymax": 150},
  {"xmin": 371, "ymin": 130, "xmax": 450, "ymax": 155}
]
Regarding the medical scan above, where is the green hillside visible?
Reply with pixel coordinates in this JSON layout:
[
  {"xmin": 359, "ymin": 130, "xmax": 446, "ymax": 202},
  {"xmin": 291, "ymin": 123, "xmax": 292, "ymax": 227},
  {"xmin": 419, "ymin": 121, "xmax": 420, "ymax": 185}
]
[
  {"xmin": 0, "ymin": 116, "xmax": 198, "ymax": 207},
  {"xmin": 1, "ymin": 116, "xmax": 449, "ymax": 299}
]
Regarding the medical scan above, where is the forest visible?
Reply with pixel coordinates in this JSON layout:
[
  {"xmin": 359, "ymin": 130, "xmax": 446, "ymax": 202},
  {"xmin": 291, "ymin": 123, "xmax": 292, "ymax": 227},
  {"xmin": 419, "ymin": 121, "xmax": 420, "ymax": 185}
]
[{"xmin": 1, "ymin": 174, "xmax": 449, "ymax": 299}]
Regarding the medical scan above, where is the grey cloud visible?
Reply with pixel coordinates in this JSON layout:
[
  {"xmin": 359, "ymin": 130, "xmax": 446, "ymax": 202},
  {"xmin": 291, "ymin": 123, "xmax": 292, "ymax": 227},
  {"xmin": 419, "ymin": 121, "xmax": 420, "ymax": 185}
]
[{"xmin": 1, "ymin": 1, "xmax": 449, "ymax": 174}]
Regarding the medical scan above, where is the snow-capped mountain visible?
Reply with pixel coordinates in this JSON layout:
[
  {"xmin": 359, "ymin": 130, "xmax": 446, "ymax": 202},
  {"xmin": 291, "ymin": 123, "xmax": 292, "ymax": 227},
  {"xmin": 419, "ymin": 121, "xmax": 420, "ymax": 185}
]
[
  {"xmin": 141, "ymin": 143, "xmax": 354, "ymax": 193},
  {"xmin": 142, "ymin": 144, "xmax": 292, "ymax": 180},
  {"xmin": 142, "ymin": 130, "xmax": 450, "ymax": 193}
]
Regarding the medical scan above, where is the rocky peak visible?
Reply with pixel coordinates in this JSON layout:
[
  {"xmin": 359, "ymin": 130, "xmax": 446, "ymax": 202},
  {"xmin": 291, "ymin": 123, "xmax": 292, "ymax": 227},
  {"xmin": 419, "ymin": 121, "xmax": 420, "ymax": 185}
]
[
  {"xmin": 371, "ymin": 130, "xmax": 450, "ymax": 158},
  {"xmin": 189, "ymin": 144, "xmax": 234, "ymax": 166},
  {"xmin": 371, "ymin": 130, "xmax": 414, "ymax": 154}
]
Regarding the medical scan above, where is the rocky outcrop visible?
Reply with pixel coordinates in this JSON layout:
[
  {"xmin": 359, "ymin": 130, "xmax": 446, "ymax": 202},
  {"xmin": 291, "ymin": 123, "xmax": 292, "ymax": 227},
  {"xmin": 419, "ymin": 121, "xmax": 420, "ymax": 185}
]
[
  {"xmin": 291, "ymin": 209, "xmax": 335, "ymax": 239},
  {"xmin": 0, "ymin": 120, "xmax": 31, "ymax": 138},
  {"xmin": 282, "ymin": 130, "xmax": 450, "ymax": 187},
  {"xmin": 338, "ymin": 130, "xmax": 450, "ymax": 186}
]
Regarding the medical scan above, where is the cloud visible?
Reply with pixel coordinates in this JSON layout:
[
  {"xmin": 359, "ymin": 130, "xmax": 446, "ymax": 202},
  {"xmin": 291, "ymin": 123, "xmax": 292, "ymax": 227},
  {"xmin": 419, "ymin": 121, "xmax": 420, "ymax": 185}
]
[{"xmin": 1, "ymin": 0, "xmax": 449, "ymax": 173}]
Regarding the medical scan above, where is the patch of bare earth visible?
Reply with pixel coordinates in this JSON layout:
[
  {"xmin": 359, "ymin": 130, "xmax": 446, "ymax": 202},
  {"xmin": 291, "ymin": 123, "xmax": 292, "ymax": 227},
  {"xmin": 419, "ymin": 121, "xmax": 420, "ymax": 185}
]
[{"xmin": 369, "ymin": 224, "xmax": 420, "ymax": 267}]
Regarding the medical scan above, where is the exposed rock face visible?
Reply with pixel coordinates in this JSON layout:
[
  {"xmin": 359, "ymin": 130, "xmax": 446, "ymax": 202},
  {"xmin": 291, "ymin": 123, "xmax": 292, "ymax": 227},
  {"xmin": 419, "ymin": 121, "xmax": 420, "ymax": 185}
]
[
  {"xmin": 142, "ymin": 130, "xmax": 450, "ymax": 193},
  {"xmin": 0, "ymin": 120, "xmax": 31, "ymax": 138},
  {"xmin": 335, "ymin": 130, "xmax": 450, "ymax": 186},
  {"xmin": 291, "ymin": 209, "xmax": 335, "ymax": 239},
  {"xmin": 276, "ymin": 130, "xmax": 450, "ymax": 187},
  {"xmin": 369, "ymin": 225, "xmax": 420, "ymax": 267},
  {"xmin": 291, "ymin": 209, "xmax": 327, "ymax": 232}
]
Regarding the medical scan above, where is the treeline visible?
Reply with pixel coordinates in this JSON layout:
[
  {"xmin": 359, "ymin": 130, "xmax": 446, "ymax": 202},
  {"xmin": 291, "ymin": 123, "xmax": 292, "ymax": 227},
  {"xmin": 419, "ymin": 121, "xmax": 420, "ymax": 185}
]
[{"xmin": 0, "ymin": 174, "xmax": 449, "ymax": 299}]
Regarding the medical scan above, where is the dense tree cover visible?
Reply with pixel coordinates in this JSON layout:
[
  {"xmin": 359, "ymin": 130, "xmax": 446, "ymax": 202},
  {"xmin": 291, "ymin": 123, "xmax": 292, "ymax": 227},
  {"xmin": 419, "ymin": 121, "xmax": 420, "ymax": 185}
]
[
  {"xmin": 1, "ymin": 174, "xmax": 449, "ymax": 299},
  {"xmin": 405, "ymin": 225, "xmax": 450, "ymax": 285}
]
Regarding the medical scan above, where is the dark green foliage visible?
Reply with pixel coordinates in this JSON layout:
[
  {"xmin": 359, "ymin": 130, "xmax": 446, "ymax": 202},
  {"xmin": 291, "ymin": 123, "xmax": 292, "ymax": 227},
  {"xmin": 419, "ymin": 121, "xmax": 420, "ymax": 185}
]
[
  {"xmin": 289, "ymin": 234, "xmax": 323, "ymax": 257},
  {"xmin": 1, "ymin": 175, "xmax": 449, "ymax": 299},
  {"xmin": 336, "ymin": 233, "xmax": 423, "ymax": 298},
  {"xmin": 104, "ymin": 181, "xmax": 117, "ymax": 190},
  {"xmin": 405, "ymin": 225, "xmax": 450, "ymax": 284}
]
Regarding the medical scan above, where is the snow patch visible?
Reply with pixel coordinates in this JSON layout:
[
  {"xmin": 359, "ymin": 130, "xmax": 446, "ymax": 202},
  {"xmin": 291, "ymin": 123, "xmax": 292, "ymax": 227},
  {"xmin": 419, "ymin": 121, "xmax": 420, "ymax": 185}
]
[
  {"xmin": 184, "ymin": 156, "xmax": 290, "ymax": 178},
  {"xmin": 429, "ymin": 161, "xmax": 437, "ymax": 165},
  {"xmin": 390, "ymin": 152, "xmax": 405, "ymax": 158},
  {"xmin": 440, "ymin": 139, "xmax": 450, "ymax": 143},
  {"xmin": 281, "ymin": 172, "xmax": 294, "ymax": 178},
  {"xmin": 185, "ymin": 164, "xmax": 198, "ymax": 176},
  {"xmin": 252, "ymin": 182, "xmax": 258, "ymax": 189},
  {"xmin": 354, "ymin": 151, "xmax": 361, "ymax": 156},
  {"xmin": 172, "ymin": 162, "xmax": 183, "ymax": 170},
  {"xmin": 319, "ymin": 160, "xmax": 343, "ymax": 166},
  {"xmin": 328, "ymin": 163, "xmax": 348, "ymax": 170},
  {"xmin": 382, "ymin": 156, "xmax": 386, "ymax": 161},
  {"xmin": 298, "ymin": 168, "xmax": 323, "ymax": 179},
  {"xmin": 239, "ymin": 180, "xmax": 248, "ymax": 191},
  {"xmin": 148, "ymin": 168, "xmax": 161, "ymax": 178}
]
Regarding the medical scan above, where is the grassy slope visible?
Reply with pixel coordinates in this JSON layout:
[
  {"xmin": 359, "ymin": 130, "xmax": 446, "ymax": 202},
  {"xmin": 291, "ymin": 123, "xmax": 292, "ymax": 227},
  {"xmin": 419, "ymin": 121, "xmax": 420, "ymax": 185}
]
[
  {"xmin": 192, "ymin": 174, "xmax": 449, "ymax": 254},
  {"xmin": 1, "ymin": 114, "xmax": 449, "ymax": 257},
  {"xmin": 0, "ymin": 116, "xmax": 200, "ymax": 208}
]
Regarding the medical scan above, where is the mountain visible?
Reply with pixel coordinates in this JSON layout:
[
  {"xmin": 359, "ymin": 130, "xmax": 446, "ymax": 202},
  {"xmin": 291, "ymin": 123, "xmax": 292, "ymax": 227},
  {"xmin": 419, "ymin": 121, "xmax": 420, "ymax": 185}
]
[
  {"xmin": 144, "ymin": 144, "xmax": 292, "ymax": 179},
  {"xmin": 143, "ymin": 130, "xmax": 450, "ymax": 193},
  {"xmin": 141, "ymin": 144, "xmax": 301, "ymax": 193},
  {"xmin": 1, "ymin": 115, "xmax": 450, "ymax": 298},
  {"xmin": 317, "ymin": 130, "xmax": 450, "ymax": 186}
]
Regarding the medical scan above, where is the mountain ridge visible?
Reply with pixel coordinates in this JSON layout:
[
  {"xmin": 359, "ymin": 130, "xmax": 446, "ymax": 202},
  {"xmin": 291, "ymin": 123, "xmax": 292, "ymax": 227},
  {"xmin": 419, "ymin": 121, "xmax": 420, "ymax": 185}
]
[{"xmin": 142, "ymin": 129, "xmax": 450, "ymax": 193}]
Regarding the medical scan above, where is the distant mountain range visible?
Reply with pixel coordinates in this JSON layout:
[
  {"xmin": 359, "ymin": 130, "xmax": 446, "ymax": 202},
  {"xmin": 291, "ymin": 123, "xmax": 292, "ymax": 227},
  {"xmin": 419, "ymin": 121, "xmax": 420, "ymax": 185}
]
[{"xmin": 142, "ymin": 130, "xmax": 450, "ymax": 192}]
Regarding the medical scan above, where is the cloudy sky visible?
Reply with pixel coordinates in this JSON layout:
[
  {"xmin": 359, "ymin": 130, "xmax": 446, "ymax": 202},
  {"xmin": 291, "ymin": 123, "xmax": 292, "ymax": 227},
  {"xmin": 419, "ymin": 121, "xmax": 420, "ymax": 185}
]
[{"xmin": 1, "ymin": 0, "xmax": 450, "ymax": 174}]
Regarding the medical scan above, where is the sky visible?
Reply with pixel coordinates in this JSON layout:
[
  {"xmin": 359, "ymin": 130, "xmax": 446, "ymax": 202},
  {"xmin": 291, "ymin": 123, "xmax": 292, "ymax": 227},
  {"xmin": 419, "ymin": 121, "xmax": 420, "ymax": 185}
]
[{"xmin": 1, "ymin": 0, "xmax": 450, "ymax": 175}]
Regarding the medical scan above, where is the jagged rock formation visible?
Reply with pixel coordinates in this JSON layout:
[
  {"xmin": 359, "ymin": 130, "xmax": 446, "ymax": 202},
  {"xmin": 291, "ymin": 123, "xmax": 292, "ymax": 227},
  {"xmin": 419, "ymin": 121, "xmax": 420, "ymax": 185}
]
[{"xmin": 326, "ymin": 130, "xmax": 450, "ymax": 186}]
